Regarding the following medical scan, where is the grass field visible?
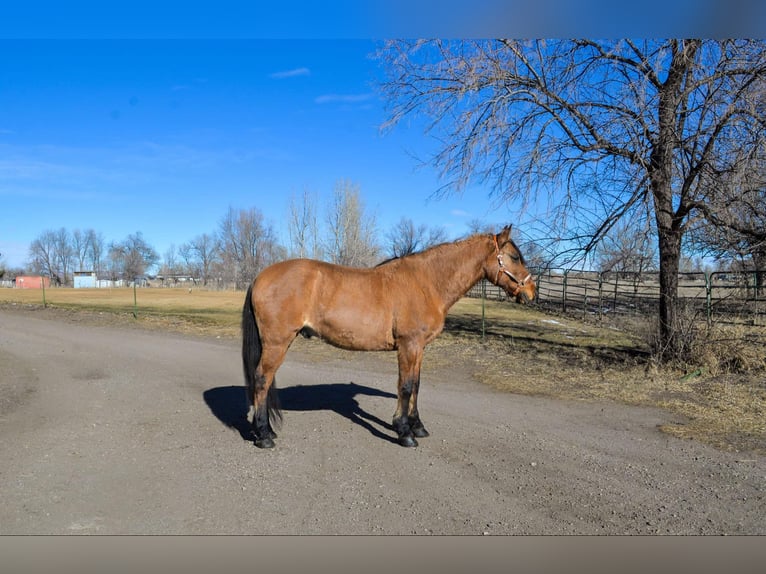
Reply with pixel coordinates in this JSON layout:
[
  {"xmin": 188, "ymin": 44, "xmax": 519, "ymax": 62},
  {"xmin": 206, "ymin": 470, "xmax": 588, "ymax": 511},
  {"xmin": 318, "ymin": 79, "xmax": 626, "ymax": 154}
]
[{"xmin": 2, "ymin": 286, "xmax": 764, "ymax": 454}]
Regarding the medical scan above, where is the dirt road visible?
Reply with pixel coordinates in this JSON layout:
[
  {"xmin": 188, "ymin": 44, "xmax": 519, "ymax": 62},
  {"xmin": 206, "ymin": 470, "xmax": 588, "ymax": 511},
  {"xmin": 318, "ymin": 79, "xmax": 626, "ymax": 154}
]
[{"xmin": 1, "ymin": 307, "xmax": 764, "ymax": 534}]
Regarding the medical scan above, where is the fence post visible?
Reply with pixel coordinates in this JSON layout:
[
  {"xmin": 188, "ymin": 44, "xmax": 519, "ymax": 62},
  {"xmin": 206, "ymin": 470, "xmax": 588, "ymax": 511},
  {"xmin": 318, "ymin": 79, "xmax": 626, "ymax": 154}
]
[
  {"xmin": 535, "ymin": 270, "xmax": 543, "ymax": 305},
  {"xmin": 582, "ymin": 278, "xmax": 588, "ymax": 317},
  {"xmin": 481, "ymin": 280, "xmax": 486, "ymax": 342},
  {"xmin": 562, "ymin": 270, "xmax": 568, "ymax": 313},
  {"xmin": 752, "ymin": 271, "xmax": 760, "ymax": 327},
  {"xmin": 598, "ymin": 272, "xmax": 604, "ymax": 321},
  {"xmin": 704, "ymin": 272, "xmax": 712, "ymax": 329}
]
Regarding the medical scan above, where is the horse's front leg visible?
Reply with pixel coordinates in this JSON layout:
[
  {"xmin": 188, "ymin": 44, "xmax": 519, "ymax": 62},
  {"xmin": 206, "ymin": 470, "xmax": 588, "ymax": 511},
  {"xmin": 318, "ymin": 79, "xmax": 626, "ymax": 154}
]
[
  {"xmin": 393, "ymin": 341, "xmax": 427, "ymax": 447},
  {"xmin": 408, "ymin": 384, "xmax": 430, "ymax": 439}
]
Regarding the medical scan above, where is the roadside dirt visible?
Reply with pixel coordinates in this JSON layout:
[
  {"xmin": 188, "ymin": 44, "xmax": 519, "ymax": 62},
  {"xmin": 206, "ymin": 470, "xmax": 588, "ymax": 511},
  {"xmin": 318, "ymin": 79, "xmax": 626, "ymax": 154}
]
[{"xmin": 1, "ymin": 306, "xmax": 764, "ymax": 534}]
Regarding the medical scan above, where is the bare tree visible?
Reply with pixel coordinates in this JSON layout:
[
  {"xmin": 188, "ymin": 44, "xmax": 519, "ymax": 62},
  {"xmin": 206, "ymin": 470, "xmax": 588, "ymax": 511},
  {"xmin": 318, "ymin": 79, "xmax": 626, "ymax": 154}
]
[
  {"xmin": 53, "ymin": 228, "xmax": 74, "ymax": 285},
  {"xmin": 85, "ymin": 229, "xmax": 105, "ymax": 278},
  {"xmin": 28, "ymin": 228, "xmax": 72, "ymax": 285},
  {"xmin": 218, "ymin": 207, "xmax": 284, "ymax": 289},
  {"xmin": 72, "ymin": 229, "xmax": 88, "ymax": 272},
  {"xmin": 689, "ymin": 133, "xmax": 766, "ymax": 293},
  {"xmin": 108, "ymin": 232, "xmax": 159, "ymax": 282},
  {"xmin": 323, "ymin": 179, "xmax": 380, "ymax": 267},
  {"xmin": 378, "ymin": 39, "xmax": 766, "ymax": 360},
  {"xmin": 180, "ymin": 233, "xmax": 220, "ymax": 286},
  {"xmin": 385, "ymin": 217, "xmax": 447, "ymax": 258},
  {"xmin": 596, "ymin": 219, "xmax": 657, "ymax": 275},
  {"xmin": 30, "ymin": 228, "xmax": 104, "ymax": 284},
  {"xmin": 159, "ymin": 244, "xmax": 184, "ymax": 279},
  {"xmin": 288, "ymin": 188, "xmax": 321, "ymax": 259},
  {"xmin": 29, "ymin": 230, "xmax": 58, "ymax": 281}
]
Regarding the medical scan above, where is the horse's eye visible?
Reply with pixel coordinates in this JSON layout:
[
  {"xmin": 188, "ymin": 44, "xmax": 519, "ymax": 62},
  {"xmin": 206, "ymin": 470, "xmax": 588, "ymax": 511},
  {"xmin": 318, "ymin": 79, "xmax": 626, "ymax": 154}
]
[{"xmin": 508, "ymin": 253, "xmax": 520, "ymax": 262}]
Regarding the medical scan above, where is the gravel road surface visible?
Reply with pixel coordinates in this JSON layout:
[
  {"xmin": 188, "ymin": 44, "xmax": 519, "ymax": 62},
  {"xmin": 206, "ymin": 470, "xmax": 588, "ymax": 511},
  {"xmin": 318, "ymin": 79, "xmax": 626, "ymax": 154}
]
[{"xmin": 1, "ymin": 308, "xmax": 764, "ymax": 534}]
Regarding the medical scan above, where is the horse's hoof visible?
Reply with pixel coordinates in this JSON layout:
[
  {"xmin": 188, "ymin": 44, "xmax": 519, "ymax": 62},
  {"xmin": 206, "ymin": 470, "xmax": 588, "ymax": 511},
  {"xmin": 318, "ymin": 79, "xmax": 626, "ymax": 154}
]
[
  {"xmin": 398, "ymin": 435, "xmax": 418, "ymax": 448},
  {"xmin": 254, "ymin": 437, "xmax": 276, "ymax": 449},
  {"xmin": 412, "ymin": 426, "xmax": 430, "ymax": 438}
]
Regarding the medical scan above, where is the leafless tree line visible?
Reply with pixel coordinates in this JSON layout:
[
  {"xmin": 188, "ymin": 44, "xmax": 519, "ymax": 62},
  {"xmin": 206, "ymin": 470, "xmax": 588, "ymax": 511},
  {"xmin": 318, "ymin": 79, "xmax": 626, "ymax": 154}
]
[
  {"xmin": 22, "ymin": 179, "xmax": 449, "ymax": 289},
  {"xmin": 27, "ymin": 228, "xmax": 159, "ymax": 286}
]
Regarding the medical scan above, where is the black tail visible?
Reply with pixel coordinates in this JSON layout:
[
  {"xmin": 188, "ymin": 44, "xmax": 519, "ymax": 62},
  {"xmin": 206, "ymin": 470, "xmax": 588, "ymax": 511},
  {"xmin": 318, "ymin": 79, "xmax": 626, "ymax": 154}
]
[{"xmin": 241, "ymin": 283, "xmax": 282, "ymax": 427}]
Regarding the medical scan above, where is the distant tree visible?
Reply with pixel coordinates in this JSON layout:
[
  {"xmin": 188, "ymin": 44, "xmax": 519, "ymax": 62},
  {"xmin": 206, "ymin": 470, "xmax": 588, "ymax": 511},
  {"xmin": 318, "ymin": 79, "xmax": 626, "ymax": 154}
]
[
  {"xmin": 52, "ymin": 228, "xmax": 74, "ymax": 285},
  {"xmin": 69, "ymin": 228, "xmax": 105, "ymax": 277},
  {"xmin": 464, "ymin": 220, "xmax": 485, "ymax": 235},
  {"xmin": 82, "ymin": 229, "xmax": 105, "ymax": 277},
  {"xmin": 29, "ymin": 229, "xmax": 64, "ymax": 284},
  {"xmin": 689, "ymin": 136, "xmax": 766, "ymax": 293},
  {"xmin": 218, "ymin": 207, "xmax": 284, "ymax": 289},
  {"xmin": 518, "ymin": 238, "xmax": 550, "ymax": 273},
  {"xmin": 159, "ymin": 244, "xmax": 185, "ymax": 279},
  {"xmin": 108, "ymin": 232, "xmax": 159, "ymax": 282},
  {"xmin": 385, "ymin": 217, "xmax": 447, "ymax": 258},
  {"xmin": 288, "ymin": 188, "xmax": 321, "ymax": 260},
  {"xmin": 323, "ymin": 179, "xmax": 380, "ymax": 267},
  {"xmin": 595, "ymin": 220, "xmax": 657, "ymax": 275},
  {"xmin": 72, "ymin": 229, "xmax": 88, "ymax": 271},
  {"xmin": 180, "ymin": 233, "xmax": 220, "ymax": 286}
]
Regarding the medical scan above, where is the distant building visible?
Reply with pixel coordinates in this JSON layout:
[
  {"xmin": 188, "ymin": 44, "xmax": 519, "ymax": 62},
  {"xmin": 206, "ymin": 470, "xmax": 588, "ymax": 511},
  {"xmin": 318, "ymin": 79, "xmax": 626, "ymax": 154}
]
[
  {"xmin": 73, "ymin": 271, "xmax": 97, "ymax": 288},
  {"xmin": 15, "ymin": 276, "xmax": 51, "ymax": 289}
]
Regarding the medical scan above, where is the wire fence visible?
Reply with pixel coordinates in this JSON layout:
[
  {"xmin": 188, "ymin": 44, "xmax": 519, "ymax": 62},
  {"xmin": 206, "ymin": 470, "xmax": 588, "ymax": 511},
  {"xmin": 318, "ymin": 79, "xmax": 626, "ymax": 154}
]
[{"xmin": 467, "ymin": 269, "xmax": 766, "ymax": 329}]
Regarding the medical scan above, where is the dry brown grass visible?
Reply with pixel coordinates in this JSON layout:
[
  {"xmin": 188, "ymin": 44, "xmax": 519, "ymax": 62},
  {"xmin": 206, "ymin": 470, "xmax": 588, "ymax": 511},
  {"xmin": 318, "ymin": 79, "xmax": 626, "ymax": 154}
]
[
  {"xmin": 2, "ymin": 286, "xmax": 764, "ymax": 454},
  {"xmin": 0, "ymin": 287, "xmax": 243, "ymax": 338}
]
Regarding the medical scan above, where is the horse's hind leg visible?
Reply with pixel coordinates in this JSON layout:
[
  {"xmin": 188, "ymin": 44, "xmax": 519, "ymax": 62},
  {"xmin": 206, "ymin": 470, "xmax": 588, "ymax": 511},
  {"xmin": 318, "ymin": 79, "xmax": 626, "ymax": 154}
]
[{"xmin": 252, "ymin": 342, "xmax": 290, "ymax": 448}]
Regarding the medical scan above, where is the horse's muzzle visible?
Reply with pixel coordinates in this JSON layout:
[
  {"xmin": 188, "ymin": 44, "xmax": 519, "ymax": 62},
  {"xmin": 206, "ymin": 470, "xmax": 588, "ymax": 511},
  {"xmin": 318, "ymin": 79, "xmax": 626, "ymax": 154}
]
[{"xmin": 513, "ymin": 279, "xmax": 536, "ymax": 305}]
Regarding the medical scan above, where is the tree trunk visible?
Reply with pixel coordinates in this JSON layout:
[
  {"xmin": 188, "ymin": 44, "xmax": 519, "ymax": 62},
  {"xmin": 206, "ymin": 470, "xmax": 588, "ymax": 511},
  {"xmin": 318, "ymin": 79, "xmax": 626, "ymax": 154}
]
[
  {"xmin": 656, "ymin": 216, "xmax": 683, "ymax": 360},
  {"xmin": 650, "ymin": 40, "xmax": 699, "ymax": 362}
]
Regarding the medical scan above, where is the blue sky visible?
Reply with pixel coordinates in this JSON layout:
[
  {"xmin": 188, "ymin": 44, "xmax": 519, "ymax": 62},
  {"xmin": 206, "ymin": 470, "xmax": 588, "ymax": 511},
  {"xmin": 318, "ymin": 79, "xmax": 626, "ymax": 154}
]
[
  {"xmin": 0, "ymin": 39, "xmax": 518, "ymax": 268},
  {"xmin": 1, "ymin": 2, "xmax": 761, "ymax": 270}
]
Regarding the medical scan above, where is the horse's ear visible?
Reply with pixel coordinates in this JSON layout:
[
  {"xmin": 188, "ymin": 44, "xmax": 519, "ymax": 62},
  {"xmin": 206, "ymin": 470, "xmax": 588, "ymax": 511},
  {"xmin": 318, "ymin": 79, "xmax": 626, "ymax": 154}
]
[{"xmin": 497, "ymin": 225, "xmax": 512, "ymax": 243}]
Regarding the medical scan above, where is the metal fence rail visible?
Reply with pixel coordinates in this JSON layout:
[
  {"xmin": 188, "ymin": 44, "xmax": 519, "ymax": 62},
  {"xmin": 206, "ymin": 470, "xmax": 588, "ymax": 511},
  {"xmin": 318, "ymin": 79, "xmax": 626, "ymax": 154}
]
[{"xmin": 466, "ymin": 269, "xmax": 765, "ymax": 327}]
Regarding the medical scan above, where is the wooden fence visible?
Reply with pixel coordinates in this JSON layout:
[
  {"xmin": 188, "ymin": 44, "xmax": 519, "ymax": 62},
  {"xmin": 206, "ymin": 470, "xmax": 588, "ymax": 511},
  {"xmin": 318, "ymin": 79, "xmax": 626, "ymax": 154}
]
[{"xmin": 467, "ymin": 269, "xmax": 765, "ymax": 328}]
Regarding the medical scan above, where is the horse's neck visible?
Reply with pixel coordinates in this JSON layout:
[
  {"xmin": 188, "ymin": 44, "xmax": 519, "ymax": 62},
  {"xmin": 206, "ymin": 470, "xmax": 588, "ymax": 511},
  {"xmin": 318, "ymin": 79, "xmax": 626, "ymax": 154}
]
[{"xmin": 422, "ymin": 235, "xmax": 490, "ymax": 311}]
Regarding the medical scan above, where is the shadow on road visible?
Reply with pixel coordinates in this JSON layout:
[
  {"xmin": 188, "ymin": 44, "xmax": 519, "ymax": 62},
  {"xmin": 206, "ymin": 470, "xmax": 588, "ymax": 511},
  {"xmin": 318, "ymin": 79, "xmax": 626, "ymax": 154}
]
[{"xmin": 203, "ymin": 382, "xmax": 398, "ymax": 445}]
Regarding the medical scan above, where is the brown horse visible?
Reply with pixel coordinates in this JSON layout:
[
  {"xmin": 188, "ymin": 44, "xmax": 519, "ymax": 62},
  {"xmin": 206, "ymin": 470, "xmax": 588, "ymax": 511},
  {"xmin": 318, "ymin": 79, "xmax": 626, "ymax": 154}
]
[{"xmin": 241, "ymin": 225, "xmax": 536, "ymax": 448}]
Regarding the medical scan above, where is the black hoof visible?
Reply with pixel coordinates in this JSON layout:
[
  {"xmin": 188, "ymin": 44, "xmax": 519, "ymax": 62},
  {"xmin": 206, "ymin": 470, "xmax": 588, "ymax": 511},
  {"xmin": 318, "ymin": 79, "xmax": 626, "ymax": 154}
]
[
  {"xmin": 412, "ymin": 425, "xmax": 430, "ymax": 438},
  {"xmin": 254, "ymin": 436, "xmax": 276, "ymax": 449},
  {"xmin": 398, "ymin": 435, "xmax": 418, "ymax": 448}
]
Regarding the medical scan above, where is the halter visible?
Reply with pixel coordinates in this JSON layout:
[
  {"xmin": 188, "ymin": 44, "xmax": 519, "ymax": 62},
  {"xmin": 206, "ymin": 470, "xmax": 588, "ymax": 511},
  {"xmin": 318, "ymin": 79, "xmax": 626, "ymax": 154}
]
[{"xmin": 493, "ymin": 235, "xmax": 532, "ymax": 297}]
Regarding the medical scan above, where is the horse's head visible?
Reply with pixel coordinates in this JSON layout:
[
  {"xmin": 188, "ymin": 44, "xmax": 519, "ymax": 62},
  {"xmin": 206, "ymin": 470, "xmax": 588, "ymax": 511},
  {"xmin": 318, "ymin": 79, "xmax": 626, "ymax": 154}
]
[{"xmin": 485, "ymin": 226, "xmax": 536, "ymax": 304}]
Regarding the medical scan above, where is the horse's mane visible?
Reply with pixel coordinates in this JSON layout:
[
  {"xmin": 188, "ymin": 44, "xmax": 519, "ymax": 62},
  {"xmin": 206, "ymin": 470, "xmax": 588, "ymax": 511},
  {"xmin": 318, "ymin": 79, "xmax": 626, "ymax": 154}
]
[
  {"xmin": 375, "ymin": 232, "xmax": 525, "ymax": 268},
  {"xmin": 374, "ymin": 236, "xmax": 476, "ymax": 268}
]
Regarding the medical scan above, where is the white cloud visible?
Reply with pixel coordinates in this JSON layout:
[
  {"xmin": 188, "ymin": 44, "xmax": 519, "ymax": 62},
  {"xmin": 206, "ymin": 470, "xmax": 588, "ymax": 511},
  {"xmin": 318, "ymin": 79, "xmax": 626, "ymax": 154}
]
[
  {"xmin": 314, "ymin": 93, "xmax": 373, "ymax": 104},
  {"xmin": 451, "ymin": 209, "xmax": 472, "ymax": 217},
  {"xmin": 270, "ymin": 67, "xmax": 310, "ymax": 79}
]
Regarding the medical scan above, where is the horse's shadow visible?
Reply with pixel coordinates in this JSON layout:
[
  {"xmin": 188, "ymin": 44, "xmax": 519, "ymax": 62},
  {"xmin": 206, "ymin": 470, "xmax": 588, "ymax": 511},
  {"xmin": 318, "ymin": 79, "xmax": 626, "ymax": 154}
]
[{"xmin": 203, "ymin": 382, "xmax": 398, "ymax": 445}]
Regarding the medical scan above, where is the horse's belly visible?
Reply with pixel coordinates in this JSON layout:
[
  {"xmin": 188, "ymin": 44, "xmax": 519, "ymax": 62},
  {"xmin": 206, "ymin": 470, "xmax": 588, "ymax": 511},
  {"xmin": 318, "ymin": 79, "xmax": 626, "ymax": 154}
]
[{"xmin": 310, "ymin": 312, "xmax": 395, "ymax": 351}]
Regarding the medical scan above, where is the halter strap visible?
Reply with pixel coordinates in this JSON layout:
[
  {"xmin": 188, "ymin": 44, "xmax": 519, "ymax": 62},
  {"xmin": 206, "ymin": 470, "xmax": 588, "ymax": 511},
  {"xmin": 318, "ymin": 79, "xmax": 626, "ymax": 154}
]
[{"xmin": 493, "ymin": 234, "xmax": 531, "ymax": 296}]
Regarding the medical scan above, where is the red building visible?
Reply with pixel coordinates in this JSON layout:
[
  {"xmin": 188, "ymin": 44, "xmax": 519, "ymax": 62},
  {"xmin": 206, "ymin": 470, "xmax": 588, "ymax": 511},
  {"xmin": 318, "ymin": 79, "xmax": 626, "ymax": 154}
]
[{"xmin": 15, "ymin": 276, "xmax": 51, "ymax": 289}]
